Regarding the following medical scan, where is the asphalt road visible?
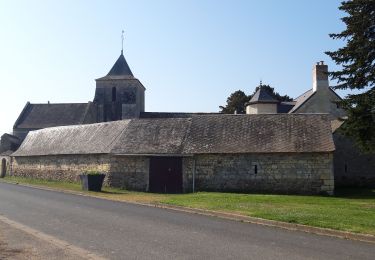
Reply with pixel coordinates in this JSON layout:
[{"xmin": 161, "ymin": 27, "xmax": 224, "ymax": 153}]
[{"xmin": 0, "ymin": 182, "xmax": 374, "ymax": 260}]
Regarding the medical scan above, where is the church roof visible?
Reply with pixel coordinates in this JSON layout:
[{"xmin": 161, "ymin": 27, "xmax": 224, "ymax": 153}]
[
  {"xmin": 247, "ymin": 86, "xmax": 279, "ymax": 104},
  {"xmin": 14, "ymin": 102, "xmax": 96, "ymax": 129},
  {"xmin": 13, "ymin": 114, "xmax": 335, "ymax": 156},
  {"xmin": 96, "ymin": 52, "xmax": 134, "ymax": 80},
  {"xmin": 108, "ymin": 51, "xmax": 133, "ymax": 76}
]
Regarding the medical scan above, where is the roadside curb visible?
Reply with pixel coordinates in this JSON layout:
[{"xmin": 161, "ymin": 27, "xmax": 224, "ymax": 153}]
[{"xmin": 2, "ymin": 180, "xmax": 375, "ymax": 244}]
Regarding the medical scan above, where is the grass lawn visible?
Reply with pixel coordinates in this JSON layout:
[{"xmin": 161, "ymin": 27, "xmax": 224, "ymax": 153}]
[{"xmin": 2, "ymin": 176, "xmax": 375, "ymax": 235}]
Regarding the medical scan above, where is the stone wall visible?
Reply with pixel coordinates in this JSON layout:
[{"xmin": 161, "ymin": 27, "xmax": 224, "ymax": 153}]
[
  {"xmin": 246, "ymin": 103, "xmax": 277, "ymax": 114},
  {"xmin": 333, "ymin": 133, "xmax": 375, "ymax": 188},
  {"xmin": 183, "ymin": 153, "xmax": 334, "ymax": 195},
  {"xmin": 94, "ymin": 77, "xmax": 145, "ymax": 121},
  {"xmin": 12, "ymin": 155, "xmax": 111, "ymax": 182},
  {"xmin": 107, "ymin": 156, "xmax": 149, "ymax": 191},
  {"xmin": 11, "ymin": 154, "xmax": 149, "ymax": 190},
  {"xmin": 11, "ymin": 152, "xmax": 335, "ymax": 194}
]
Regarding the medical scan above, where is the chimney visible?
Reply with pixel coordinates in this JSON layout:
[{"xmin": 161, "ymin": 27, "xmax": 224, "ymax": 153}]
[{"xmin": 312, "ymin": 61, "xmax": 329, "ymax": 92}]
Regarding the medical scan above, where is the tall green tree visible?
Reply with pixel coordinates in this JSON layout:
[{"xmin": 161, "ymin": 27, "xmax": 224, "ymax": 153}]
[
  {"xmin": 219, "ymin": 85, "xmax": 292, "ymax": 114},
  {"xmin": 325, "ymin": 0, "xmax": 375, "ymax": 153},
  {"xmin": 219, "ymin": 90, "xmax": 249, "ymax": 114}
]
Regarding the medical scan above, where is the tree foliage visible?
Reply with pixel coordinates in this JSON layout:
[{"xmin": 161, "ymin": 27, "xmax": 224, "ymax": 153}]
[
  {"xmin": 219, "ymin": 85, "xmax": 292, "ymax": 114},
  {"xmin": 219, "ymin": 90, "xmax": 249, "ymax": 114},
  {"xmin": 252, "ymin": 85, "xmax": 293, "ymax": 103},
  {"xmin": 325, "ymin": 0, "xmax": 375, "ymax": 153}
]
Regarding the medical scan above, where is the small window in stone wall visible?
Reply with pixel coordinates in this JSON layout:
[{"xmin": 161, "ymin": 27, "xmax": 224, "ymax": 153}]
[
  {"xmin": 344, "ymin": 163, "xmax": 348, "ymax": 173},
  {"xmin": 250, "ymin": 162, "xmax": 258, "ymax": 175}
]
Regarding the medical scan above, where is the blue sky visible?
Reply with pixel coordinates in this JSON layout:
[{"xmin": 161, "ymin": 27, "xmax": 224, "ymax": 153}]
[{"xmin": 0, "ymin": 0, "xmax": 346, "ymax": 134}]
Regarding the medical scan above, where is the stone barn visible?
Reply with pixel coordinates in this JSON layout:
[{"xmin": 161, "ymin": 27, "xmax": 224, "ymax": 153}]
[
  {"xmin": 2, "ymin": 49, "xmax": 373, "ymax": 191},
  {"xmin": 11, "ymin": 114, "xmax": 335, "ymax": 195}
]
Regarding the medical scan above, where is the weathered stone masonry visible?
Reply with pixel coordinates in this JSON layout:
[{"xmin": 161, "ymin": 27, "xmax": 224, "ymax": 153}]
[
  {"xmin": 183, "ymin": 153, "xmax": 334, "ymax": 194},
  {"xmin": 11, "ymin": 155, "xmax": 150, "ymax": 190},
  {"xmin": 11, "ymin": 152, "xmax": 334, "ymax": 195},
  {"xmin": 107, "ymin": 156, "xmax": 149, "ymax": 191},
  {"xmin": 12, "ymin": 155, "xmax": 111, "ymax": 183}
]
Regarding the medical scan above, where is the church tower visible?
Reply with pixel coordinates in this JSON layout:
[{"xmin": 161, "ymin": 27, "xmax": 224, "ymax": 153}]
[{"xmin": 94, "ymin": 50, "xmax": 145, "ymax": 121}]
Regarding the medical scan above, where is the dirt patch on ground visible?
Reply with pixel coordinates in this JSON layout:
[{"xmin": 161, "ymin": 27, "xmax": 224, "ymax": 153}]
[
  {"xmin": 0, "ymin": 234, "xmax": 31, "ymax": 259},
  {"xmin": 0, "ymin": 220, "xmax": 88, "ymax": 260}
]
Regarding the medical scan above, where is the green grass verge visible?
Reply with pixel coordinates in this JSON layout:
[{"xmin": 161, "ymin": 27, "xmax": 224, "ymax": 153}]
[
  {"xmin": 163, "ymin": 190, "xmax": 375, "ymax": 235},
  {"xmin": 2, "ymin": 176, "xmax": 375, "ymax": 235}
]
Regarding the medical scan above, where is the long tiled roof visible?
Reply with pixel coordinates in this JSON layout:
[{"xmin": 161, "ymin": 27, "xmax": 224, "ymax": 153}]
[
  {"xmin": 111, "ymin": 118, "xmax": 192, "ymax": 155},
  {"xmin": 13, "ymin": 121, "xmax": 129, "ymax": 156},
  {"xmin": 183, "ymin": 114, "xmax": 334, "ymax": 154},
  {"xmin": 13, "ymin": 114, "xmax": 335, "ymax": 156},
  {"xmin": 140, "ymin": 112, "xmax": 220, "ymax": 118}
]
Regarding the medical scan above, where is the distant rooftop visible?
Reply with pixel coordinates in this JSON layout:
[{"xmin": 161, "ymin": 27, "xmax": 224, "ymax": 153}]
[{"xmin": 248, "ymin": 86, "xmax": 278, "ymax": 104}]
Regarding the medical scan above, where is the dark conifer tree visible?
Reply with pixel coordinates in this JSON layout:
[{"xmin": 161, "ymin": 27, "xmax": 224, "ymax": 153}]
[
  {"xmin": 325, "ymin": 0, "xmax": 375, "ymax": 152},
  {"xmin": 219, "ymin": 90, "xmax": 249, "ymax": 114}
]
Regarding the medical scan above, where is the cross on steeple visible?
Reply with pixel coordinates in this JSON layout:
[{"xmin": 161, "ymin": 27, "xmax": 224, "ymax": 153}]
[{"xmin": 121, "ymin": 30, "xmax": 125, "ymax": 54}]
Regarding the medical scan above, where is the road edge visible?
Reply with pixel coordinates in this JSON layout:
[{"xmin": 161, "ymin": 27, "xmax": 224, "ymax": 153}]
[
  {"xmin": 2, "ymin": 180, "xmax": 375, "ymax": 244},
  {"xmin": 0, "ymin": 215, "xmax": 107, "ymax": 260}
]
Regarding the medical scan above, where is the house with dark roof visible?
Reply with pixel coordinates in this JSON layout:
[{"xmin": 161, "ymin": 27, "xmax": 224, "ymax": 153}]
[
  {"xmin": 245, "ymin": 61, "xmax": 374, "ymax": 188},
  {"xmin": 245, "ymin": 61, "xmax": 347, "ymax": 118},
  {"xmin": 1, "ymin": 50, "xmax": 374, "ymax": 192}
]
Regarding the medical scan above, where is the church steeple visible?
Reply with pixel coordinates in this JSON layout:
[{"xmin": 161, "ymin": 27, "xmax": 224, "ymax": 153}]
[
  {"xmin": 107, "ymin": 52, "xmax": 134, "ymax": 77},
  {"xmin": 94, "ymin": 45, "xmax": 145, "ymax": 122},
  {"xmin": 103, "ymin": 31, "xmax": 134, "ymax": 78}
]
